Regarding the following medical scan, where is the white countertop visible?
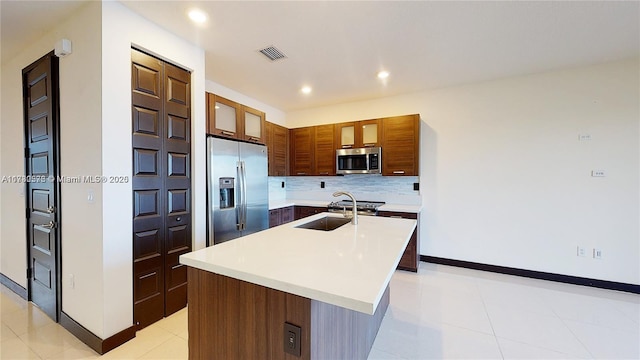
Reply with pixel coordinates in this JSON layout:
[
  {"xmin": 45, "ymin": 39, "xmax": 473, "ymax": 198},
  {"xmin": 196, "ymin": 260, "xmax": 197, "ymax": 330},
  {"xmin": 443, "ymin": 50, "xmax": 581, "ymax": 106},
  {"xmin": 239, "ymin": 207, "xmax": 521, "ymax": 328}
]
[
  {"xmin": 269, "ymin": 199, "xmax": 422, "ymax": 213},
  {"xmin": 180, "ymin": 212, "xmax": 417, "ymax": 315}
]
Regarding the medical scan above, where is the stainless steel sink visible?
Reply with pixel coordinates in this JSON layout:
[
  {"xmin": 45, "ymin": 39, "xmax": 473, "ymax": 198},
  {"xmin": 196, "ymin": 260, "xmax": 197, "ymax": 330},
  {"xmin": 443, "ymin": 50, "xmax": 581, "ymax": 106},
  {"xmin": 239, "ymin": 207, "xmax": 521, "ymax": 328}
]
[{"xmin": 295, "ymin": 216, "xmax": 352, "ymax": 231}]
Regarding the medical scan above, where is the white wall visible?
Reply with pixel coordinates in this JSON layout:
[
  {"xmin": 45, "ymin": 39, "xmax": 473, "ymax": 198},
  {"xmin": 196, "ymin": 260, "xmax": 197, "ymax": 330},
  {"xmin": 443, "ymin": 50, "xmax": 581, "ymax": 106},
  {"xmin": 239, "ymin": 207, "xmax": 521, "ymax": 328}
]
[
  {"xmin": 287, "ymin": 59, "xmax": 640, "ymax": 285},
  {"xmin": 1, "ymin": 2, "xmax": 104, "ymax": 313},
  {"xmin": 206, "ymin": 80, "xmax": 286, "ymax": 126},
  {"xmin": 100, "ymin": 1, "xmax": 206, "ymax": 338}
]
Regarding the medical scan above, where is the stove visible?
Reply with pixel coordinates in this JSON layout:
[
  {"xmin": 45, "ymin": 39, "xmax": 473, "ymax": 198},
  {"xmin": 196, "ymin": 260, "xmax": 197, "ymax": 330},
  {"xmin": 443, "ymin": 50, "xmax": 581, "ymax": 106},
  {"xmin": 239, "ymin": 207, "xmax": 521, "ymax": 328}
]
[{"xmin": 327, "ymin": 199, "xmax": 386, "ymax": 216}]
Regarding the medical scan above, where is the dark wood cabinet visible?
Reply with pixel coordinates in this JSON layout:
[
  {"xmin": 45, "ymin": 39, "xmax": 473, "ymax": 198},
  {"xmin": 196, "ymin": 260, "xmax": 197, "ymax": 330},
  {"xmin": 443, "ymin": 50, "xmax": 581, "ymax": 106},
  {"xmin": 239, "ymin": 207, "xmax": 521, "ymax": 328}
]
[
  {"xmin": 381, "ymin": 115, "xmax": 420, "ymax": 176},
  {"xmin": 287, "ymin": 114, "xmax": 420, "ymax": 177},
  {"xmin": 335, "ymin": 119, "xmax": 381, "ymax": 149},
  {"xmin": 314, "ymin": 124, "xmax": 335, "ymax": 176},
  {"xmin": 294, "ymin": 206, "xmax": 326, "ymax": 220},
  {"xmin": 241, "ymin": 105, "xmax": 266, "ymax": 143},
  {"xmin": 265, "ymin": 121, "xmax": 288, "ymax": 176},
  {"xmin": 377, "ymin": 211, "xmax": 420, "ymax": 272},
  {"xmin": 290, "ymin": 127, "xmax": 314, "ymax": 176},
  {"xmin": 290, "ymin": 125, "xmax": 335, "ymax": 176},
  {"xmin": 269, "ymin": 206, "xmax": 294, "ymax": 228},
  {"xmin": 206, "ymin": 92, "xmax": 266, "ymax": 144}
]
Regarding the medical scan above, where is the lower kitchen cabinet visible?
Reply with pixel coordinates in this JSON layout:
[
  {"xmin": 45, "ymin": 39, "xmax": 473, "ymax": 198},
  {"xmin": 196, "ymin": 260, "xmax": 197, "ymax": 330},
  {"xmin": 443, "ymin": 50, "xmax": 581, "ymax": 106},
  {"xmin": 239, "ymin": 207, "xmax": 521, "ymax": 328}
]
[
  {"xmin": 294, "ymin": 206, "xmax": 327, "ymax": 220},
  {"xmin": 377, "ymin": 211, "xmax": 420, "ymax": 272},
  {"xmin": 269, "ymin": 206, "xmax": 294, "ymax": 228}
]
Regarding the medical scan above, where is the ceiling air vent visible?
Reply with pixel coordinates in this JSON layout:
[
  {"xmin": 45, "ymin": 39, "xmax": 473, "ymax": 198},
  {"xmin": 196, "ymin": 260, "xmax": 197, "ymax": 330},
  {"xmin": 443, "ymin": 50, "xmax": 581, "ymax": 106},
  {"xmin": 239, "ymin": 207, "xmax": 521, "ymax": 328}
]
[{"xmin": 258, "ymin": 45, "xmax": 287, "ymax": 61}]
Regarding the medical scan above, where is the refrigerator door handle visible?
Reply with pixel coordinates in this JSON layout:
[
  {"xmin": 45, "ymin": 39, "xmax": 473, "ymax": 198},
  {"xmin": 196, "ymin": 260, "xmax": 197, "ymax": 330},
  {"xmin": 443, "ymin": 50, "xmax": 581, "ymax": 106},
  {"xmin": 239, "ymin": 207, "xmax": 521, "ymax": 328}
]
[
  {"xmin": 236, "ymin": 161, "xmax": 243, "ymax": 230},
  {"xmin": 241, "ymin": 160, "xmax": 248, "ymax": 230}
]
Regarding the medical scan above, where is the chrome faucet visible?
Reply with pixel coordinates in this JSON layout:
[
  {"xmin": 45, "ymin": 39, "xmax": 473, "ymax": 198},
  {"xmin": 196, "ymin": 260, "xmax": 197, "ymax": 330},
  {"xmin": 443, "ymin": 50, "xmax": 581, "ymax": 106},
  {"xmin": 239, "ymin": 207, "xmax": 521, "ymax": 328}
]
[{"xmin": 332, "ymin": 191, "xmax": 358, "ymax": 225}]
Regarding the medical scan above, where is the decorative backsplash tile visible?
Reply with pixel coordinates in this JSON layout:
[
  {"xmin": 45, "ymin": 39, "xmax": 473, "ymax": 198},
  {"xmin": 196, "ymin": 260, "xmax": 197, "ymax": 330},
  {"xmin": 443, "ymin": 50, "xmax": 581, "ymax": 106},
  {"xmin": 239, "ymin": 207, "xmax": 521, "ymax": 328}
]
[{"xmin": 269, "ymin": 175, "xmax": 421, "ymax": 205}]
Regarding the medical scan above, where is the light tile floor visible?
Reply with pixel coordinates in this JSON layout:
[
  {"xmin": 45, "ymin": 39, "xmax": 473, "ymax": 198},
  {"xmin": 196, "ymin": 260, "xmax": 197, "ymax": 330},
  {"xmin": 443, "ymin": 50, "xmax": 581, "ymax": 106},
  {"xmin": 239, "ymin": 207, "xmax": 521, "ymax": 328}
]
[{"xmin": 1, "ymin": 263, "xmax": 638, "ymax": 359}]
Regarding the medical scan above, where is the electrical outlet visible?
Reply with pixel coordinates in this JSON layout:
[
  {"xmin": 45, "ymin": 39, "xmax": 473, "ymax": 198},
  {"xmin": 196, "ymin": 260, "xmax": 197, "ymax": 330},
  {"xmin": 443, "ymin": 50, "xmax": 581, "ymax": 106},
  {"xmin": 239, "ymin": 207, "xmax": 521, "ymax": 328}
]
[
  {"xmin": 320, "ymin": 181, "xmax": 325, "ymax": 189},
  {"xmin": 283, "ymin": 322, "xmax": 301, "ymax": 356},
  {"xmin": 591, "ymin": 170, "xmax": 606, "ymax": 177},
  {"xmin": 593, "ymin": 248, "xmax": 603, "ymax": 259},
  {"xmin": 577, "ymin": 246, "xmax": 586, "ymax": 257}
]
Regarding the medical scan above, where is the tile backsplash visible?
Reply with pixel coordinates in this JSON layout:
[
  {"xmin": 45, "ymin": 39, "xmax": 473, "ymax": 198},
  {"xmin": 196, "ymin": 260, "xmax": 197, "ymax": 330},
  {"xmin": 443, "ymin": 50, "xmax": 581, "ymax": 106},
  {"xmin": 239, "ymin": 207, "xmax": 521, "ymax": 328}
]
[{"xmin": 269, "ymin": 175, "xmax": 421, "ymax": 205}]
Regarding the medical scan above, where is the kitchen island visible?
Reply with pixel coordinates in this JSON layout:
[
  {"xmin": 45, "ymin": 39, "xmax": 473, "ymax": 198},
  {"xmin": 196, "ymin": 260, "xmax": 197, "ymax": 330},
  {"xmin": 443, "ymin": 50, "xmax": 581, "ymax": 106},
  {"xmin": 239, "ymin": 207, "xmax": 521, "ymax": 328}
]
[{"xmin": 179, "ymin": 212, "xmax": 417, "ymax": 360}]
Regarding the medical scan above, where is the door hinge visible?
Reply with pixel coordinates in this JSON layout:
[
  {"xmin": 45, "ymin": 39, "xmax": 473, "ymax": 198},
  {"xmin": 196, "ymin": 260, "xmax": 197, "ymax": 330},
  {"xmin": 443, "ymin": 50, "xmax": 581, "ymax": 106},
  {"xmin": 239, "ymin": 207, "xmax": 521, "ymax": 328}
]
[
  {"xmin": 26, "ymin": 208, "xmax": 30, "ymax": 219},
  {"xmin": 24, "ymin": 148, "xmax": 29, "ymax": 158},
  {"xmin": 26, "ymin": 268, "xmax": 32, "ymax": 279}
]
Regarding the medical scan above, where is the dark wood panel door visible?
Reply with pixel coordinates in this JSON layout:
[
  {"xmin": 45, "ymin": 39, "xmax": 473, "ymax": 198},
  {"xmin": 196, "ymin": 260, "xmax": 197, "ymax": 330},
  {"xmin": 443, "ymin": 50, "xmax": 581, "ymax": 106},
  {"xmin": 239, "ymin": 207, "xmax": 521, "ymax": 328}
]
[
  {"xmin": 381, "ymin": 115, "xmax": 420, "ymax": 176},
  {"xmin": 314, "ymin": 124, "xmax": 335, "ymax": 176},
  {"xmin": 23, "ymin": 52, "xmax": 60, "ymax": 321},
  {"xmin": 132, "ymin": 50, "xmax": 165, "ymax": 329},
  {"xmin": 289, "ymin": 127, "xmax": 314, "ymax": 176},
  {"xmin": 269, "ymin": 122, "xmax": 288, "ymax": 176},
  {"xmin": 163, "ymin": 62, "xmax": 191, "ymax": 316},
  {"xmin": 132, "ymin": 49, "xmax": 191, "ymax": 328}
]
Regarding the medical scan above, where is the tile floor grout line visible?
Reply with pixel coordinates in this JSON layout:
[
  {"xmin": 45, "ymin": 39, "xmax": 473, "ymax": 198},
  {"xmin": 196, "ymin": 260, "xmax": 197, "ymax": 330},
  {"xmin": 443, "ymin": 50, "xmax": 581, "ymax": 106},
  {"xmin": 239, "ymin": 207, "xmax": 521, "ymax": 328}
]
[
  {"xmin": 476, "ymin": 278, "xmax": 506, "ymax": 360},
  {"xmin": 553, "ymin": 308, "xmax": 596, "ymax": 359}
]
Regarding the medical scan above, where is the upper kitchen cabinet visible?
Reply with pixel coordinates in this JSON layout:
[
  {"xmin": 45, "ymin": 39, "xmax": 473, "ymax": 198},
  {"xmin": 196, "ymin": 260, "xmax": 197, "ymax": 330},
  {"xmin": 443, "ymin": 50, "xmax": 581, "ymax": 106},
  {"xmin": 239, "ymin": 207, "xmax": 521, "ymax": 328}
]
[
  {"xmin": 289, "ymin": 127, "xmax": 314, "ymax": 176},
  {"xmin": 335, "ymin": 119, "xmax": 381, "ymax": 149},
  {"xmin": 242, "ymin": 106, "xmax": 266, "ymax": 143},
  {"xmin": 289, "ymin": 125, "xmax": 335, "ymax": 176},
  {"xmin": 381, "ymin": 114, "xmax": 420, "ymax": 176},
  {"xmin": 206, "ymin": 92, "xmax": 266, "ymax": 144},
  {"xmin": 314, "ymin": 124, "xmax": 336, "ymax": 176},
  {"xmin": 265, "ymin": 121, "xmax": 288, "ymax": 176},
  {"xmin": 207, "ymin": 93, "xmax": 240, "ymax": 138}
]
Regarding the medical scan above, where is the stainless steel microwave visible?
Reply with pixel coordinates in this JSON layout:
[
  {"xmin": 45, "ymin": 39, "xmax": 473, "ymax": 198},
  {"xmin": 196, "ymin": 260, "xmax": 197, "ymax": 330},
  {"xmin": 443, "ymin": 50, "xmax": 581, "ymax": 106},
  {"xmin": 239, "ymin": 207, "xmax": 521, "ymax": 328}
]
[{"xmin": 336, "ymin": 147, "xmax": 381, "ymax": 175}]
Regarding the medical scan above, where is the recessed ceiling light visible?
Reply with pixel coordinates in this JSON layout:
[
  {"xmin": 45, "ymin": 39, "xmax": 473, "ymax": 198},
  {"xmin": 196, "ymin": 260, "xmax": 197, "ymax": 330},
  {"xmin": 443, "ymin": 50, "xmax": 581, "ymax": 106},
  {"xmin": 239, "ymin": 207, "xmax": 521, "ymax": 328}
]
[
  {"xmin": 301, "ymin": 86, "xmax": 312, "ymax": 94},
  {"xmin": 377, "ymin": 71, "xmax": 390, "ymax": 79},
  {"xmin": 188, "ymin": 9, "xmax": 208, "ymax": 24}
]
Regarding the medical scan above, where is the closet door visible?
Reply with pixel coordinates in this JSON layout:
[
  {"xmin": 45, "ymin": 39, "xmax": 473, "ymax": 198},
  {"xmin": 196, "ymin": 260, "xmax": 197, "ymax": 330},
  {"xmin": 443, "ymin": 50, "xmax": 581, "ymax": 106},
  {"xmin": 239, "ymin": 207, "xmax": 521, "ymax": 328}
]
[
  {"xmin": 163, "ymin": 62, "xmax": 191, "ymax": 316},
  {"xmin": 131, "ymin": 49, "xmax": 191, "ymax": 329}
]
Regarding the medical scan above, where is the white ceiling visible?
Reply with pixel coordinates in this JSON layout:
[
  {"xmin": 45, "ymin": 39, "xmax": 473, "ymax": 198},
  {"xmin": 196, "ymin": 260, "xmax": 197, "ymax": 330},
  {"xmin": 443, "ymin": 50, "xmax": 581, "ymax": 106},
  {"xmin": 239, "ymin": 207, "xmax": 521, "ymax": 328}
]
[{"xmin": 2, "ymin": 1, "xmax": 639, "ymax": 112}]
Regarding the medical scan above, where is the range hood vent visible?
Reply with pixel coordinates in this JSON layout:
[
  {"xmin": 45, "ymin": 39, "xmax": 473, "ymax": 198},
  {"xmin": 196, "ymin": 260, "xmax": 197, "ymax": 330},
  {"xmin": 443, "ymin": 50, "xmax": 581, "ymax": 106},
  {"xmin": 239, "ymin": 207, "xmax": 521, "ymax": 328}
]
[{"xmin": 258, "ymin": 46, "xmax": 287, "ymax": 61}]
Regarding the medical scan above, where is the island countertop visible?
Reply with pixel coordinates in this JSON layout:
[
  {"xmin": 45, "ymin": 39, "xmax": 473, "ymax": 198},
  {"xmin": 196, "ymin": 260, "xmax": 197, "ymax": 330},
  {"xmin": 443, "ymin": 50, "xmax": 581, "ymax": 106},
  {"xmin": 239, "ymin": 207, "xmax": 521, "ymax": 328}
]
[{"xmin": 179, "ymin": 212, "xmax": 417, "ymax": 315}]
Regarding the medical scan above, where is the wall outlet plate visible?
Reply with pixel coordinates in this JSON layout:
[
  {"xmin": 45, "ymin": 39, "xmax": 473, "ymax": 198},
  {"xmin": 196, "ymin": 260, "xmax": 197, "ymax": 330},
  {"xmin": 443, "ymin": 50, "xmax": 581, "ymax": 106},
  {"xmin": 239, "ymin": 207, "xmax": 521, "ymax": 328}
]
[
  {"xmin": 593, "ymin": 248, "xmax": 603, "ymax": 259},
  {"xmin": 577, "ymin": 246, "xmax": 586, "ymax": 257},
  {"xmin": 283, "ymin": 322, "xmax": 301, "ymax": 356}
]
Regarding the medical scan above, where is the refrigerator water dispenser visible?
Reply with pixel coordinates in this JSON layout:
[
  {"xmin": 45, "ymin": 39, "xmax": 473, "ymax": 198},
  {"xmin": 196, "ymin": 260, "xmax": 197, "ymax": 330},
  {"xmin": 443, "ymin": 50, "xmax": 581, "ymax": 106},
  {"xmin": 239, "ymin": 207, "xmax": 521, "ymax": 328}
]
[{"xmin": 219, "ymin": 177, "xmax": 234, "ymax": 209}]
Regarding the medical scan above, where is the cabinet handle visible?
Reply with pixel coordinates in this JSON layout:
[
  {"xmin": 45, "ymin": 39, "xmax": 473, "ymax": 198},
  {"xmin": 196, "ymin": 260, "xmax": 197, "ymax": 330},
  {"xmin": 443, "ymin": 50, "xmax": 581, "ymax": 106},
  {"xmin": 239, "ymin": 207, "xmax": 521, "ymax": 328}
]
[
  {"xmin": 363, "ymin": 143, "xmax": 376, "ymax": 147},
  {"xmin": 393, "ymin": 170, "xmax": 406, "ymax": 174},
  {"xmin": 319, "ymin": 172, "xmax": 329, "ymax": 175},
  {"xmin": 248, "ymin": 136, "xmax": 260, "ymax": 142},
  {"xmin": 390, "ymin": 216, "xmax": 403, "ymax": 219},
  {"xmin": 221, "ymin": 130, "xmax": 235, "ymax": 136},
  {"xmin": 297, "ymin": 172, "xmax": 306, "ymax": 175},
  {"xmin": 341, "ymin": 145, "xmax": 353, "ymax": 148}
]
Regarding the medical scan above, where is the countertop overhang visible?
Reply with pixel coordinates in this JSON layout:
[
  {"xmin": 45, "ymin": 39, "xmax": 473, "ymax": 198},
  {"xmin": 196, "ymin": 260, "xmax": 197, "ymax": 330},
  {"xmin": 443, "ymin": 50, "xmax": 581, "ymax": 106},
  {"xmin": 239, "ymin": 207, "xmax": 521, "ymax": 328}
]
[{"xmin": 180, "ymin": 212, "xmax": 417, "ymax": 315}]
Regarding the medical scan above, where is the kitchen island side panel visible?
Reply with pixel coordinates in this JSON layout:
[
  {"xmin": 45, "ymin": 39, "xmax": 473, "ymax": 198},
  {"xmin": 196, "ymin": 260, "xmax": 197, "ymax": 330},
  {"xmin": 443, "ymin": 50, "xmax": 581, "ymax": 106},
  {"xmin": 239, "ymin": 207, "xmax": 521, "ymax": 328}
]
[{"xmin": 187, "ymin": 267, "xmax": 389, "ymax": 360}]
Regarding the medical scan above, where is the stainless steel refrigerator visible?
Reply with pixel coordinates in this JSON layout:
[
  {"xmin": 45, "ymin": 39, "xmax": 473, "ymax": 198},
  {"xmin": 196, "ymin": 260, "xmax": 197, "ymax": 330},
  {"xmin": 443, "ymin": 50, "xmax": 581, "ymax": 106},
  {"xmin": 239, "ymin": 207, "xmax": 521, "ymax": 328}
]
[{"xmin": 207, "ymin": 136, "xmax": 268, "ymax": 245}]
